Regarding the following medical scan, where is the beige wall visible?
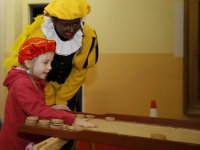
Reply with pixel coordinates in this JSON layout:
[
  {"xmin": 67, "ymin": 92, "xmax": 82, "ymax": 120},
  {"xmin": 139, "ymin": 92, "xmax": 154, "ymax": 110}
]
[
  {"xmin": 1, "ymin": 0, "xmax": 23, "ymax": 121},
  {"xmin": 0, "ymin": 0, "xmax": 6, "ymax": 121},
  {"xmin": 86, "ymin": 0, "xmax": 183, "ymax": 54},
  {"xmin": 85, "ymin": 53, "xmax": 200, "ymax": 121},
  {"xmin": 85, "ymin": 0, "xmax": 199, "ymax": 121},
  {"xmin": 1, "ymin": 0, "xmax": 200, "ymax": 122},
  {"xmin": 5, "ymin": 0, "xmax": 23, "ymax": 51}
]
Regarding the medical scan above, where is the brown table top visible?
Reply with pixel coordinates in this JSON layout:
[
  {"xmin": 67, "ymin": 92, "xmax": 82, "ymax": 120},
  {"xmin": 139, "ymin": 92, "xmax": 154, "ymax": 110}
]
[{"xmin": 18, "ymin": 112, "xmax": 200, "ymax": 150}]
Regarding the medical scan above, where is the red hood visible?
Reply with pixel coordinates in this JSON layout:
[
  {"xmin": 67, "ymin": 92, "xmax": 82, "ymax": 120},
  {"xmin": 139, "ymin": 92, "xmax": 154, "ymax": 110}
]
[{"xmin": 3, "ymin": 66, "xmax": 45, "ymax": 90}]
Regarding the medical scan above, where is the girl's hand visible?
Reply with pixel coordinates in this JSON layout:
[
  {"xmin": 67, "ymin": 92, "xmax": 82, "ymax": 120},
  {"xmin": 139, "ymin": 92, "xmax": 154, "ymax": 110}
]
[
  {"xmin": 74, "ymin": 117, "xmax": 98, "ymax": 128},
  {"xmin": 51, "ymin": 104, "xmax": 71, "ymax": 111}
]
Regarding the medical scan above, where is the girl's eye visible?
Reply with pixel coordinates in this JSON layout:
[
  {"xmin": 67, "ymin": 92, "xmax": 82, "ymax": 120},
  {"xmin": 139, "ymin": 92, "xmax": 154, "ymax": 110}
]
[{"xmin": 44, "ymin": 62, "xmax": 48, "ymax": 64}]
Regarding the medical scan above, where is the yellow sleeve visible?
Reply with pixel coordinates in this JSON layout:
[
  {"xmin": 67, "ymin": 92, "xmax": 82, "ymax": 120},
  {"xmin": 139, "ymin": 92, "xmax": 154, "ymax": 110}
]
[
  {"xmin": 74, "ymin": 24, "xmax": 99, "ymax": 70},
  {"xmin": 55, "ymin": 24, "xmax": 98, "ymax": 104},
  {"xmin": 55, "ymin": 68, "xmax": 88, "ymax": 105},
  {"xmin": 44, "ymin": 79, "xmax": 56, "ymax": 105}
]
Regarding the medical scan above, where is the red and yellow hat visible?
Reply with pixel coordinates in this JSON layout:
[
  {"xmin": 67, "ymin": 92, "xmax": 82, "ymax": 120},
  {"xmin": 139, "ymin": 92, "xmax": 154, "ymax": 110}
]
[{"xmin": 18, "ymin": 37, "xmax": 56, "ymax": 64}]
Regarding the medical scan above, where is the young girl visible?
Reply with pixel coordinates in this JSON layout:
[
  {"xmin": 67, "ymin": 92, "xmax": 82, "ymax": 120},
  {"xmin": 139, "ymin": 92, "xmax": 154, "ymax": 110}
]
[{"xmin": 0, "ymin": 37, "xmax": 97, "ymax": 150}]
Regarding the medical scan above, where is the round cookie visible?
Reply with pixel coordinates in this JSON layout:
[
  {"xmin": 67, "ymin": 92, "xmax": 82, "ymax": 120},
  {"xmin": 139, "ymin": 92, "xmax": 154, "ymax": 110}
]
[
  {"xmin": 105, "ymin": 117, "xmax": 116, "ymax": 122},
  {"xmin": 74, "ymin": 126, "xmax": 86, "ymax": 131},
  {"xmin": 52, "ymin": 123, "xmax": 64, "ymax": 126},
  {"xmin": 76, "ymin": 114, "xmax": 85, "ymax": 119},
  {"xmin": 62, "ymin": 125, "xmax": 74, "ymax": 130},
  {"xmin": 66, "ymin": 125, "xmax": 74, "ymax": 130},
  {"xmin": 38, "ymin": 119, "xmax": 50, "ymax": 126},
  {"xmin": 86, "ymin": 115, "xmax": 95, "ymax": 119},
  {"xmin": 26, "ymin": 119, "xmax": 38, "ymax": 124},
  {"xmin": 62, "ymin": 124, "xmax": 67, "ymax": 130},
  {"xmin": 25, "ymin": 122, "xmax": 37, "ymax": 126},
  {"xmin": 51, "ymin": 119, "xmax": 63, "ymax": 124},
  {"xmin": 27, "ymin": 116, "xmax": 38, "ymax": 121}
]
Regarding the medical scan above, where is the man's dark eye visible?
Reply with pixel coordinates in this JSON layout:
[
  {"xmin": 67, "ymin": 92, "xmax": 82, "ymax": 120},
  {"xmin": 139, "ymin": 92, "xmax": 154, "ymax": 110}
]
[{"xmin": 63, "ymin": 24, "xmax": 68, "ymax": 27}]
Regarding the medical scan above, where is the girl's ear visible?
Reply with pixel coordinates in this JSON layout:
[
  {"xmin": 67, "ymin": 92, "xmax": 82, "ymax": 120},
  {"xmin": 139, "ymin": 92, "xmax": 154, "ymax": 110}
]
[{"xmin": 24, "ymin": 59, "xmax": 31, "ymax": 68}]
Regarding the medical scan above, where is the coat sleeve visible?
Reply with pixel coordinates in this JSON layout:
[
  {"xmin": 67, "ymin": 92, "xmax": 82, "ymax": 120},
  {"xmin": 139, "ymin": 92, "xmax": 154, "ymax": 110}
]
[
  {"xmin": 16, "ymin": 79, "xmax": 75, "ymax": 125},
  {"xmin": 53, "ymin": 24, "xmax": 99, "ymax": 104}
]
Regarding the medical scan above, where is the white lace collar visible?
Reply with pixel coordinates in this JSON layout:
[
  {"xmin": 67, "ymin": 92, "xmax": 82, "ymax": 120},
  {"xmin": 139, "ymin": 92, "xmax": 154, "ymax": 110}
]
[{"xmin": 41, "ymin": 16, "xmax": 83, "ymax": 56}]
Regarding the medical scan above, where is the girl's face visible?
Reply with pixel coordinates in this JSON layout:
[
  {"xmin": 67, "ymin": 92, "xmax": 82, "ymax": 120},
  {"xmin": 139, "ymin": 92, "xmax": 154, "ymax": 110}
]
[
  {"xmin": 31, "ymin": 52, "xmax": 54, "ymax": 79},
  {"xmin": 52, "ymin": 18, "xmax": 81, "ymax": 40}
]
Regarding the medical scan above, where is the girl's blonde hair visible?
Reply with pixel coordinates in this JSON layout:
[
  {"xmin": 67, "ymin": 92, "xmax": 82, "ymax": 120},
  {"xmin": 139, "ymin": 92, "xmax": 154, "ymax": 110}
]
[
  {"xmin": 21, "ymin": 56, "xmax": 39, "ymax": 91},
  {"xmin": 21, "ymin": 51, "xmax": 54, "ymax": 92}
]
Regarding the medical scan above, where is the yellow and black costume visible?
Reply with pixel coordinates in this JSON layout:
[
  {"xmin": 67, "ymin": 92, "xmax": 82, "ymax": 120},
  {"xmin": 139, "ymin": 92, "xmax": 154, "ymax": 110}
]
[{"xmin": 4, "ymin": 0, "xmax": 98, "ymax": 110}]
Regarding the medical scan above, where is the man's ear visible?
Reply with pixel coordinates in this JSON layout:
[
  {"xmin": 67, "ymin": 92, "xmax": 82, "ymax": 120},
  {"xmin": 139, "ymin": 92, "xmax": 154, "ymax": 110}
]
[
  {"xmin": 52, "ymin": 17, "xmax": 57, "ymax": 27},
  {"xmin": 24, "ymin": 59, "xmax": 31, "ymax": 68}
]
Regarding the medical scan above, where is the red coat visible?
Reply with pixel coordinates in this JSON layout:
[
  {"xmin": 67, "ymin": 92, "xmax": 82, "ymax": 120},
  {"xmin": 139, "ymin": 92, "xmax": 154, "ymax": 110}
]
[{"xmin": 0, "ymin": 66, "xmax": 75, "ymax": 150}]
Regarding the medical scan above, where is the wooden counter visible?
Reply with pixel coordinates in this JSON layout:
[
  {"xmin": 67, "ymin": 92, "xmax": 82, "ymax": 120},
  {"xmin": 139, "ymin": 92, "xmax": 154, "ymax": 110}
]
[{"xmin": 18, "ymin": 112, "xmax": 200, "ymax": 150}]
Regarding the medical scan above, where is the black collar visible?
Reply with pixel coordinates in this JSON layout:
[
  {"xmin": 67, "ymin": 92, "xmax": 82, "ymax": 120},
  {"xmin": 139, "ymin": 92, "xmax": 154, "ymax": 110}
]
[{"xmin": 54, "ymin": 27, "xmax": 68, "ymax": 41}]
